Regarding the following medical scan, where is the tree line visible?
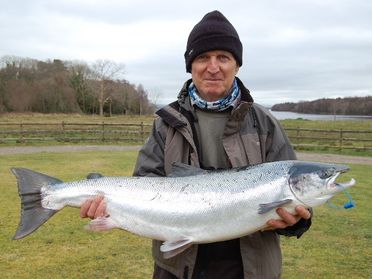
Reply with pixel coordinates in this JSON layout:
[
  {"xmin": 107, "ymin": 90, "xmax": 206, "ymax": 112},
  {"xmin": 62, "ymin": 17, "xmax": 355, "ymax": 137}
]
[
  {"xmin": 0, "ymin": 56, "xmax": 156, "ymax": 116},
  {"xmin": 271, "ymin": 96, "xmax": 372, "ymax": 116}
]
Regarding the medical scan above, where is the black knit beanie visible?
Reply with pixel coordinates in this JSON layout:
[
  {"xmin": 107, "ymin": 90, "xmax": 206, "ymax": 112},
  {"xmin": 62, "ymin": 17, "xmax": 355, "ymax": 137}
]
[{"xmin": 184, "ymin": 10, "xmax": 243, "ymax": 73}]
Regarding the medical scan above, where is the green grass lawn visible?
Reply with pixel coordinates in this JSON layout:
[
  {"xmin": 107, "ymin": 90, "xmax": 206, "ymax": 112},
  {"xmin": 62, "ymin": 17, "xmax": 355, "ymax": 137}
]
[
  {"xmin": 0, "ymin": 151, "xmax": 371, "ymax": 278},
  {"xmin": 0, "ymin": 151, "xmax": 153, "ymax": 279}
]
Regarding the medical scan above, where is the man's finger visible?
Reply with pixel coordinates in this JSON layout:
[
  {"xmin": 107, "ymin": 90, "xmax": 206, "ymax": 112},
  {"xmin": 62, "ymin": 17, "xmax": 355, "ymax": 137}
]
[
  {"xmin": 86, "ymin": 195, "xmax": 104, "ymax": 218},
  {"xmin": 276, "ymin": 208, "xmax": 299, "ymax": 226},
  {"xmin": 266, "ymin": 219, "xmax": 288, "ymax": 229},
  {"xmin": 95, "ymin": 199, "xmax": 108, "ymax": 218},
  {"xmin": 80, "ymin": 199, "xmax": 93, "ymax": 218},
  {"xmin": 295, "ymin": 206, "xmax": 311, "ymax": 220}
]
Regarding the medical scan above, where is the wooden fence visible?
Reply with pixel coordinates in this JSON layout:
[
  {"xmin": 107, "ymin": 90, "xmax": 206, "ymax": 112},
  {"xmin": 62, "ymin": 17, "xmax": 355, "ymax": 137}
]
[
  {"xmin": 0, "ymin": 122, "xmax": 372, "ymax": 151},
  {"xmin": 284, "ymin": 127, "xmax": 372, "ymax": 151},
  {"xmin": 0, "ymin": 122, "xmax": 153, "ymax": 144}
]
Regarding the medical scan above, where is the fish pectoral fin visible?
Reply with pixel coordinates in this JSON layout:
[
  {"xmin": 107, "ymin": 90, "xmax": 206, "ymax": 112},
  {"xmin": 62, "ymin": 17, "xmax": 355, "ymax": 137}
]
[
  {"xmin": 160, "ymin": 238, "xmax": 193, "ymax": 259},
  {"xmin": 85, "ymin": 216, "xmax": 118, "ymax": 232},
  {"xmin": 258, "ymin": 198, "xmax": 293, "ymax": 214}
]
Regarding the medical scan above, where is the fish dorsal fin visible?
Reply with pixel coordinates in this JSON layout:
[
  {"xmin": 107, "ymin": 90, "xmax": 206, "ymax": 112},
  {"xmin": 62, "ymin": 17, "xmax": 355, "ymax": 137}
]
[
  {"xmin": 160, "ymin": 238, "xmax": 193, "ymax": 259},
  {"xmin": 87, "ymin": 173, "xmax": 104, "ymax": 179},
  {"xmin": 168, "ymin": 163, "xmax": 208, "ymax": 177}
]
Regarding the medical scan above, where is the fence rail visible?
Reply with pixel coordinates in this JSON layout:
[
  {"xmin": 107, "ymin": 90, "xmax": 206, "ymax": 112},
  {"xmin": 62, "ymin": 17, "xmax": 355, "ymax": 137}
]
[
  {"xmin": 1, "ymin": 122, "xmax": 372, "ymax": 151},
  {"xmin": 284, "ymin": 127, "xmax": 372, "ymax": 151},
  {"xmin": 0, "ymin": 122, "xmax": 153, "ymax": 144}
]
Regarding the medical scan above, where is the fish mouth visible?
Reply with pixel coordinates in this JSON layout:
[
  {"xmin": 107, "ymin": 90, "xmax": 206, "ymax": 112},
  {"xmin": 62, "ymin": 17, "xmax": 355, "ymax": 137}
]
[
  {"xmin": 327, "ymin": 169, "xmax": 356, "ymax": 191},
  {"xmin": 334, "ymin": 178, "xmax": 356, "ymax": 188},
  {"xmin": 325, "ymin": 168, "xmax": 356, "ymax": 209}
]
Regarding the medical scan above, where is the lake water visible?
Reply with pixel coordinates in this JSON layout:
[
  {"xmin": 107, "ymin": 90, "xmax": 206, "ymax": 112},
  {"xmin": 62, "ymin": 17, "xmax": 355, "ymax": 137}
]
[{"xmin": 270, "ymin": 110, "xmax": 372, "ymax": 121}]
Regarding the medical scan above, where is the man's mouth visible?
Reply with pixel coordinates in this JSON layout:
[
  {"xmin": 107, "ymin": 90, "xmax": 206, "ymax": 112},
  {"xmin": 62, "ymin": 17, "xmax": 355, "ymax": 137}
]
[{"xmin": 204, "ymin": 79, "xmax": 222, "ymax": 82}]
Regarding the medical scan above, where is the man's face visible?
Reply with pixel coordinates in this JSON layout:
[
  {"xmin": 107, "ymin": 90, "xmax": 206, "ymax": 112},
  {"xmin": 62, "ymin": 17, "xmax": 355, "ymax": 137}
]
[{"xmin": 191, "ymin": 50, "xmax": 239, "ymax": 102}]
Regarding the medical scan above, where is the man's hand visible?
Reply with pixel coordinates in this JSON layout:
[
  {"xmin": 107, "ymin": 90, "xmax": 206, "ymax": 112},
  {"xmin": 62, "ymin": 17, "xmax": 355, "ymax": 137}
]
[
  {"xmin": 80, "ymin": 195, "xmax": 108, "ymax": 219},
  {"xmin": 264, "ymin": 205, "xmax": 311, "ymax": 230}
]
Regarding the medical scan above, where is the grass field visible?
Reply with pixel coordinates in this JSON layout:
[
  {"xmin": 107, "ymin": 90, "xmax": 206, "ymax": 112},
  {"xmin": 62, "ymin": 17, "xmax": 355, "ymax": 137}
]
[
  {"xmin": 0, "ymin": 151, "xmax": 154, "ymax": 278},
  {"xmin": 0, "ymin": 150, "xmax": 371, "ymax": 278},
  {"xmin": 281, "ymin": 118, "xmax": 372, "ymax": 130}
]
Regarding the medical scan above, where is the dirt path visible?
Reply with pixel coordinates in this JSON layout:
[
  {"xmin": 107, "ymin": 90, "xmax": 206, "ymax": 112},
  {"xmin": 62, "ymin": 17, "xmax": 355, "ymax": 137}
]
[
  {"xmin": 0, "ymin": 145, "xmax": 371, "ymax": 165},
  {"xmin": 296, "ymin": 152, "xmax": 372, "ymax": 165}
]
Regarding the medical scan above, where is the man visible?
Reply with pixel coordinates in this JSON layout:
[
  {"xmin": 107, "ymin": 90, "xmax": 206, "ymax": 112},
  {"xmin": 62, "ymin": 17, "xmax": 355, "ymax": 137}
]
[{"xmin": 81, "ymin": 10, "xmax": 312, "ymax": 279}]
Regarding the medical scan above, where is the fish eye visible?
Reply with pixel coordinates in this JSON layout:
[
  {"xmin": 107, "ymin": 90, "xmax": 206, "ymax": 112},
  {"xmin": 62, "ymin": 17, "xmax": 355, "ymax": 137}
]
[{"xmin": 319, "ymin": 168, "xmax": 335, "ymax": 179}]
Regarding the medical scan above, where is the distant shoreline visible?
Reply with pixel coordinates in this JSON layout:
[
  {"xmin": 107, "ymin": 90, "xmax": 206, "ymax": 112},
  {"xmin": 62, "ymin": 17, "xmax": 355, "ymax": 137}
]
[
  {"xmin": 270, "ymin": 110, "xmax": 372, "ymax": 121},
  {"xmin": 270, "ymin": 96, "xmax": 372, "ymax": 117}
]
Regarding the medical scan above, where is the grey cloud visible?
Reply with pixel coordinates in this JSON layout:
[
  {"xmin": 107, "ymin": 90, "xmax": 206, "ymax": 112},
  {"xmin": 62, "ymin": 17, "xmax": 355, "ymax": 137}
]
[{"xmin": 1, "ymin": 0, "xmax": 371, "ymax": 106}]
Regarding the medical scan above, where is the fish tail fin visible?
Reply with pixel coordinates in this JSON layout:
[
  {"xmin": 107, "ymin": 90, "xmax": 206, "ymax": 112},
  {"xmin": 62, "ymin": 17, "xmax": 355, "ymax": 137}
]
[{"xmin": 11, "ymin": 168, "xmax": 62, "ymax": 240}]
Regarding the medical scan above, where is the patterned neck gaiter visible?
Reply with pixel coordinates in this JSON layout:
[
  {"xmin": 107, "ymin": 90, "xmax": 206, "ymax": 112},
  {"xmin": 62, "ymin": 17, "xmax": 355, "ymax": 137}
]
[{"xmin": 188, "ymin": 78, "xmax": 241, "ymax": 111}]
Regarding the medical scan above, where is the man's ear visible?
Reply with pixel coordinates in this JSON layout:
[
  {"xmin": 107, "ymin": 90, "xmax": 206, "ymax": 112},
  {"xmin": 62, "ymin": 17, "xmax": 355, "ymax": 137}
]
[{"xmin": 235, "ymin": 66, "xmax": 240, "ymax": 74}]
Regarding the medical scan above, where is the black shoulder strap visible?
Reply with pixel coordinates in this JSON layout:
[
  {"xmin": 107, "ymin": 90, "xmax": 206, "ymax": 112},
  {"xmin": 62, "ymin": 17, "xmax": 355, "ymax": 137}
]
[
  {"xmin": 156, "ymin": 101, "xmax": 201, "ymax": 163},
  {"xmin": 156, "ymin": 102, "xmax": 186, "ymax": 128}
]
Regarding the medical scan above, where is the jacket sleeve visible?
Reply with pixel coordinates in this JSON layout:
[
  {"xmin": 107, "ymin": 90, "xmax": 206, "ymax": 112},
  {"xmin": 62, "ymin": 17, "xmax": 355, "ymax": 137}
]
[
  {"xmin": 265, "ymin": 117, "xmax": 297, "ymax": 162},
  {"xmin": 133, "ymin": 118, "xmax": 167, "ymax": 177},
  {"xmin": 263, "ymin": 112, "xmax": 312, "ymax": 238}
]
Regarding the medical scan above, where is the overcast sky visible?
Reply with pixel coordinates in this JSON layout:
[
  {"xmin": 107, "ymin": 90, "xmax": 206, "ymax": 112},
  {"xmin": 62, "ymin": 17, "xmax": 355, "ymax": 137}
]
[{"xmin": 1, "ymin": 0, "xmax": 371, "ymax": 106}]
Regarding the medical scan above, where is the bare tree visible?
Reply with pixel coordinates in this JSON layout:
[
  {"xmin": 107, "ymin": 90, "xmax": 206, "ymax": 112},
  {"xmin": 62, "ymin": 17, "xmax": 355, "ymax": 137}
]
[
  {"xmin": 68, "ymin": 61, "xmax": 91, "ymax": 113},
  {"xmin": 88, "ymin": 59, "xmax": 125, "ymax": 116},
  {"xmin": 0, "ymin": 55, "xmax": 158, "ymax": 115},
  {"xmin": 147, "ymin": 87, "xmax": 162, "ymax": 109}
]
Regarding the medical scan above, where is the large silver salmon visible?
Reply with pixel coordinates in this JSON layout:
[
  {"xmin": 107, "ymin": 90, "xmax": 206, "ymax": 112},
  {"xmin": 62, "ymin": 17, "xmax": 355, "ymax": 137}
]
[{"xmin": 12, "ymin": 160, "xmax": 355, "ymax": 258}]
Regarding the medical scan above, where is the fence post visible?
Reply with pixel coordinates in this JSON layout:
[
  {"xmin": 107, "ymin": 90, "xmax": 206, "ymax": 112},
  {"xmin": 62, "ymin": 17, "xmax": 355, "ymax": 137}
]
[
  {"xmin": 140, "ymin": 122, "xmax": 144, "ymax": 142},
  {"xmin": 339, "ymin": 129, "xmax": 343, "ymax": 152},
  {"xmin": 101, "ymin": 122, "xmax": 105, "ymax": 142},
  {"xmin": 61, "ymin": 121, "xmax": 65, "ymax": 142},
  {"xmin": 20, "ymin": 123, "xmax": 24, "ymax": 143},
  {"xmin": 296, "ymin": 127, "xmax": 300, "ymax": 146}
]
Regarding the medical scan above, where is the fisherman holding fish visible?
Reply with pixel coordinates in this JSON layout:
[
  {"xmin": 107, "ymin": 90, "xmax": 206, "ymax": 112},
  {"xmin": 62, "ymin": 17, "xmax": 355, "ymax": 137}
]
[{"xmin": 81, "ymin": 10, "xmax": 312, "ymax": 279}]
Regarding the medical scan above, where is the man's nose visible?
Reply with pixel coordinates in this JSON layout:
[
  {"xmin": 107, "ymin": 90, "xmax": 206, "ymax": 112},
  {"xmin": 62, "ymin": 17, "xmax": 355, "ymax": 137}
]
[{"xmin": 207, "ymin": 57, "xmax": 219, "ymax": 74}]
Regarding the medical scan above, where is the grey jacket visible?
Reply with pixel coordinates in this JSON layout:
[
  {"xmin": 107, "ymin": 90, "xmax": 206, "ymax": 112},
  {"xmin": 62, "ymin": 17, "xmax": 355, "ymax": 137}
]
[{"xmin": 133, "ymin": 78, "xmax": 311, "ymax": 279}]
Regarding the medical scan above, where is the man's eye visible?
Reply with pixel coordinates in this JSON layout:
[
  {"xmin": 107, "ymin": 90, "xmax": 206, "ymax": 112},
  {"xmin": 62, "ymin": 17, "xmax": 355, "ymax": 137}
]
[
  {"xmin": 196, "ymin": 55, "xmax": 208, "ymax": 61},
  {"xmin": 218, "ymin": 55, "xmax": 230, "ymax": 62}
]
